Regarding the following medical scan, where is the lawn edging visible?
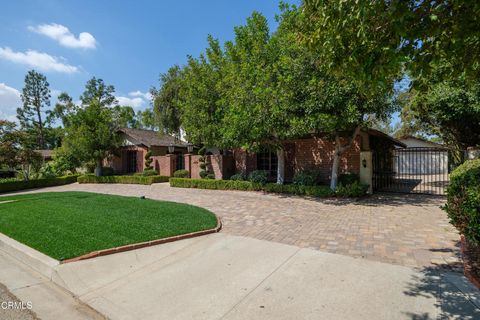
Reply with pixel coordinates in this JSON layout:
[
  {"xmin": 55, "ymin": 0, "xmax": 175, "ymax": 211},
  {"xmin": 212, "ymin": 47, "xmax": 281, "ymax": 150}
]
[
  {"xmin": 169, "ymin": 177, "xmax": 335, "ymax": 198},
  {"xmin": 61, "ymin": 216, "xmax": 222, "ymax": 264},
  {"xmin": 77, "ymin": 174, "xmax": 170, "ymax": 185},
  {"xmin": 0, "ymin": 175, "xmax": 79, "ymax": 194}
]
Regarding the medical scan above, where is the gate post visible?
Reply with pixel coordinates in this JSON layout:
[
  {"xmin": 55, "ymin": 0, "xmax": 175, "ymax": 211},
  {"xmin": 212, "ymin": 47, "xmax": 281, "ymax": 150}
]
[{"xmin": 360, "ymin": 151, "xmax": 373, "ymax": 194}]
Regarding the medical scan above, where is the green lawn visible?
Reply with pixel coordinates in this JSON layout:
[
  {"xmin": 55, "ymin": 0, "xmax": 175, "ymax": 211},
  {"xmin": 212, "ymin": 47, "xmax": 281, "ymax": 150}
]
[{"xmin": 0, "ymin": 192, "xmax": 217, "ymax": 260}]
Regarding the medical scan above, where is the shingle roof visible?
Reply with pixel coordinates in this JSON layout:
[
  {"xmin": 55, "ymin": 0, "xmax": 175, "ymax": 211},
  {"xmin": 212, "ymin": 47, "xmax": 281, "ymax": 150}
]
[{"xmin": 118, "ymin": 128, "xmax": 187, "ymax": 148}]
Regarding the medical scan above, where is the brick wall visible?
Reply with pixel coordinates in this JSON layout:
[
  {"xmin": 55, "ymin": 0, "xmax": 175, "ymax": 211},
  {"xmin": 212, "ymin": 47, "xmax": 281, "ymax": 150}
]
[{"xmin": 233, "ymin": 136, "xmax": 361, "ymax": 183}]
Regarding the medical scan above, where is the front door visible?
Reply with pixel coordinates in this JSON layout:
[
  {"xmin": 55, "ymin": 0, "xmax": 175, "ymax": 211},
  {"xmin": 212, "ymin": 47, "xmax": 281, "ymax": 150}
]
[{"xmin": 126, "ymin": 151, "xmax": 137, "ymax": 173}]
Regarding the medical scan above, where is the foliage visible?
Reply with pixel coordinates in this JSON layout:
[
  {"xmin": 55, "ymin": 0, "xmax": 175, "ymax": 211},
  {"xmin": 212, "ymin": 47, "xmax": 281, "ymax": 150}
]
[
  {"xmin": 17, "ymin": 149, "xmax": 43, "ymax": 181},
  {"xmin": 405, "ymin": 78, "xmax": 480, "ymax": 150},
  {"xmin": 152, "ymin": 66, "xmax": 183, "ymax": 138},
  {"xmin": 229, "ymin": 172, "xmax": 246, "ymax": 181},
  {"xmin": 0, "ymin": 175, "xmax": 78, "ymax": 194},
  {"xmin": 112, "ymin": 105, "xmax": 139, "ymax": 128},
  {"xmin": 101, "ymin": 167, "xmax": 114, "ymax": 176},
  {"xmin": 174, "ymin": 169, "xmax": 190, "ymax": 178},
  {"xmin": 335, "ymin": 181, "xmax": 369, "ymax": 198},
  {"xmin": 206, "ymin": 173, "xmax": 215, "ymax": 180},
  {"xmin": 142, "ymin": 169, "xmax": 158, "ymax": 176},
  {"xmin": 80, "ymin": 77, "xmax": 117, "ymax": 107},
  {"xmin": 198, "ymin": 147, "xmax": 210, "ymax": 179},
  {"xmin": 0, "ymin": 120, "xmax": 21, "ymax": 169},
  {"xmin": 0, "ymin": 192, "xmax": 217, "ymax": 260},
  {"xmin": 444, "ymin": 159, "xmax": 480, "ymax": 245},
  {"xmin": 292, "ymin": 169, "xmax": 321, "ymax": 186},
  {"xmin": 247, "ymin": 170, "xmax": 268, "ymax": 184},
  {"xmin": 77, "ymin": 174, "xmax": 169, "ymax": 185},
  {"xmin": 62, "ymin": 78, "xmax": 121, "ymax": 176},
  {"xmin": 47, "ymin": 92, "xmax": 78, "ymax": 128},
  {"xmin": 338, "ymin": 173, "xmax": 360, "ymax": 186},
  {"xmin": 17, "ymin": 70, "xmax": 51, "ymax": 149},
  {"xmin": 136, "ymin": 108, "xmax": 157, "ymax": 130},
  {"xmin": 144, "ymin": 150, "xmax": 153, "ymax": 170},
  {"xmin": 169, "ymin": 178, "xmax": 335, "ymax": 197}
]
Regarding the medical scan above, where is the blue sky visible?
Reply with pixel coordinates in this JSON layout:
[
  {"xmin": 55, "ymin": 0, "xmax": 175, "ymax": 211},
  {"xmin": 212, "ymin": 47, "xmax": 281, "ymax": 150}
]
[{"xmin": 0, "ymin": 0, "xmax": 299, "ymax": 122}]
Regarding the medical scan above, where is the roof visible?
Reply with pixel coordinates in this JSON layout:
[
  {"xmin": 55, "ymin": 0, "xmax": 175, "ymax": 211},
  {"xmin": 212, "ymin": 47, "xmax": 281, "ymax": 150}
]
[
  {"xmin": 397, "ymin": 135, "xmax": 447, "ymax": 148},
  {"xmin": 118, "ymin": 128, "xmax": 187, "ymax": 148},
  {"xmin": 34, "ymin": 149, "xmax": 54, "ymax": 158},
  {"xmin": 366, "ymin": 129, "xmax": 407, "ymax": 148}
]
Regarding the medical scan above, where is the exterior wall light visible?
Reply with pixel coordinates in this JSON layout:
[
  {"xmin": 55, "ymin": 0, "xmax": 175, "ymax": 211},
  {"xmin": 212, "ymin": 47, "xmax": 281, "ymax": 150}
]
[
  {"xmin": 187, "ymin": 143, "xmax": 194, "ymax": 153},
  {"xmin": 168, "ymin": 143, "xmax": 175, "ymax": 154}
]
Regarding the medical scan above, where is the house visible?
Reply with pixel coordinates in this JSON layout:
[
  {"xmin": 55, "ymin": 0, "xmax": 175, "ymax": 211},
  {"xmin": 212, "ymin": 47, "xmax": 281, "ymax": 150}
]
[
  {"xmin": 233, "ymin": 129, "xmax": 406, "ymax": 185},
  {"xmin": 35, "ymin": 149, "xmax": 54, "ymax": 162},
  {"xmin": 107, "ymin": 128, "xmax": 191, "ymax": 175},
  {"xmin": 397, "ymin": 135, "xmax": 446, "ymax": 148}
]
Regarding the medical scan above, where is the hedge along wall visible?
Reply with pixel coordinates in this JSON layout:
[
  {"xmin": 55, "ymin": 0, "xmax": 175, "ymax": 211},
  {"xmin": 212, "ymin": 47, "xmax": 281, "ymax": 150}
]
[
  {"xmin": 169, "ymin": 178, "xmax": 335, "ymax": 198},
  {"xmin": 77, "ymin": 175, "xmax": 170, "ymax": 185},
  {"xmin": 0, "ymin": 175, "xmax": 79, "ymax": 194}
]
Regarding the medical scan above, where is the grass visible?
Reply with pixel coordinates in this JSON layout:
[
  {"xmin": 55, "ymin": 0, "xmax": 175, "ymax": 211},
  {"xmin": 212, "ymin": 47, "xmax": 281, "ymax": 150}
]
[{"xmin": 0, "ymin": 192, "xmax": 217, "ymax": 260}]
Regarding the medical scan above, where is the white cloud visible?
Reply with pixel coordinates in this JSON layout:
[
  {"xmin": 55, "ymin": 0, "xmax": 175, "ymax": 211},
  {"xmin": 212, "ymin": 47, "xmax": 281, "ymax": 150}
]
[
  {"xmin": 29, "ymin": 23, "xmax": 97, "ymax": 49},
  {"xmin": 0, "ymin": 47, "xmax": 78, "ymax": 73},
  {"xmin": 116, "ymin": 96, "xmax": 145, "ymax": 109},
  {"xmin": 0, "ymin": 83, "xmax": 21, "ymax": 122},
  {"xmin": 128, "ymin": 90, "xmax": 152, "ymax": 101}
]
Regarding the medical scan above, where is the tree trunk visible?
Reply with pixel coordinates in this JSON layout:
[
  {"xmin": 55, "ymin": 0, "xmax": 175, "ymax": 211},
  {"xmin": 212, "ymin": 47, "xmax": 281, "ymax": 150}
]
[
  {"xmin": 276, "ymin": 148, "xmax": 285, "ymax": 184},
  {"xmin": 329, "ymin": 125, "xmax": 362, "ymax": 190},
  {"xmin": 95, "ymin": 159, "xmax": 103, "ymax": 177},
  {"xmin": 35, "ymin": 105, "xmax": 45, "ymax": 149},
  {"xmin": 330, "ymin": 142, "xmax": 341, "ymax": 190}
]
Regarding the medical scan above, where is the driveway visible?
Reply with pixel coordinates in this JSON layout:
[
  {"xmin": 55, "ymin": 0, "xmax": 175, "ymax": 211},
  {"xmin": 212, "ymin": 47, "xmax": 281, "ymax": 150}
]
[{"xmin": 18, "ymin": 182, "xmax": 461, "ymax": 269}]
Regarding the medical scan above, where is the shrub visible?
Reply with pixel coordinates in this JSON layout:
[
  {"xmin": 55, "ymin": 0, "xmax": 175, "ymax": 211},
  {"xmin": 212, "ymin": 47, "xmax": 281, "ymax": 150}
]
[
  {"xmin": 144, "ymin": 150, "xmax": 153, "ymax": 170},
  {"xmin": 335, "ymin": 181, "xmax": 369, "ymax": 197},
  {"xmin": 338, "ymin": 173, "xmax": 360, "ymax": 186},
  {"xmin": 0, "ymin": 175, "xmax": 79, "ymax": 194},
  {"xmin": 444, "ymin": 159, "xmax": 480, "ymax": 245},
  {"xmin": 206, "ymin": 173, "xmax": 215, "ymax": 179},
  {"xmin": 292, "ymin": 169, "xmax": 321, "ymax": 186},
  {"xmin": 199, "ymin": 170, "xmax": 209, "ymax": 179},
  {"xmin": 230, "ymin": 172, "xmax": 246, "ymax": 181},
  {"xmin": 101, "ymin": 167, "xmax": 114, "ymax": 176},
  {"xmin": 170, "ymin": 178, "xmax": 335, "ymax": 198},
  {"xmin": 77, "ymin": 175, "xmax": 169, "ymax": 185},
  {"xmin": 248, "ymin": 170, "xmax": 268, "ymax": 184},
  {"xmin": 174, "ymin": 169, "xmax": 190, "ymax": 178},
  {"xmin": 142, "ymin": 169, "xmax": 158, "ymax": 176}
]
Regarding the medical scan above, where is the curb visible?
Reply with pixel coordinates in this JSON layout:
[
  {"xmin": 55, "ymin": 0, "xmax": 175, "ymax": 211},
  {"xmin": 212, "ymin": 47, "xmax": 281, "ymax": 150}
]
[
  {"xmin": 61, "ymin": 217, "xmax": 222, "ymax": 264},
  {"xmin": 460, "ymin": 235, "xmax": 480, "ymax": 290}
]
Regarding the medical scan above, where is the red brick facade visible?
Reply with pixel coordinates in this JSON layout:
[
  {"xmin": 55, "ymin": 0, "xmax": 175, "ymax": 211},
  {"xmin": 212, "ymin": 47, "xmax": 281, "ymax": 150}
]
[{"xmin": 233, "ymin": 136, "xmax": 362, "ymax": 183}]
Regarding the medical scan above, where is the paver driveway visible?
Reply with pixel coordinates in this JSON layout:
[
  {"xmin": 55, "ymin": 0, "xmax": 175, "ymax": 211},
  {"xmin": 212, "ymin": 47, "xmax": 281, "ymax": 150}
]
[{"xmin": 11, "ymin": 182, "xmax": 461, "ymax": 270}]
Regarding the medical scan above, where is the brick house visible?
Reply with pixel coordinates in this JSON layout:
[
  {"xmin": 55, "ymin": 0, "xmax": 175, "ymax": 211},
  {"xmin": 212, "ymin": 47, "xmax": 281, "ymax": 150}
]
[
  {"xmin": 232, "ymin": 129, "xmax": 406, "ymax": 185},
  {"xmin": 107, "ymin": 128, "xmax": 190, "ymax": 176}
]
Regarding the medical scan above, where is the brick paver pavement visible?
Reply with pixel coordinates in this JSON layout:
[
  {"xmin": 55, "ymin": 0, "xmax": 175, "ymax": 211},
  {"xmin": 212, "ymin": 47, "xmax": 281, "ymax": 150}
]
[{"xmin": 7, "ymin": 183, "xmax": 461, "ymax": 270}]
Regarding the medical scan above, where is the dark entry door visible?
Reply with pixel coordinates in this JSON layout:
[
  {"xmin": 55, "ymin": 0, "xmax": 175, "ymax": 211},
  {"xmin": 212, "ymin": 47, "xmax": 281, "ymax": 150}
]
[{"xmin": 126, "ymin": 151, "xmax": 137, "ymax": 173}]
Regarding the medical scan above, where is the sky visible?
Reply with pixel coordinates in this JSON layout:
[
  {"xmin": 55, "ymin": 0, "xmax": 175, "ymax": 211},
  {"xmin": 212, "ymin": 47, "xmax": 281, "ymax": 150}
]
[{"xmin": 0, "ymin": 0, "xmax": 299, "ymax": 123}]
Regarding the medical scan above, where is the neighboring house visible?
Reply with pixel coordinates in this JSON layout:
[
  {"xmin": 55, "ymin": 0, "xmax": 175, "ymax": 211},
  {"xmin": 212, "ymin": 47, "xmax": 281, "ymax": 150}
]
[
  {"xmin": 107, "ymin": 128, "xmax": 190, "ymax": 175},
  {"xmin": 395, "ymin": 136, "xmax": 449, "ymax": 175},
  {"xmin": 233, "ymin": 129, "xmax": 405, "ymax": 183}
]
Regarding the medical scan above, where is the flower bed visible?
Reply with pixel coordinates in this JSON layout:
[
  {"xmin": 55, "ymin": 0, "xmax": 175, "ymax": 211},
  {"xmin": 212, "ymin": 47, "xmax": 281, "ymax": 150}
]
[{"xmin": 78, "ymin": 174, "xmax": 170, "ymax": 185}]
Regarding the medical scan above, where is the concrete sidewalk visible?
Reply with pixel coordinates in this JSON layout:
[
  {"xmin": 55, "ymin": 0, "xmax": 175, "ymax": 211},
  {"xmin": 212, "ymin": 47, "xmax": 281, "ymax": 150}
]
[{"xmin": 46, "ymin": 234, "xmax": 480, "ymax": 320}]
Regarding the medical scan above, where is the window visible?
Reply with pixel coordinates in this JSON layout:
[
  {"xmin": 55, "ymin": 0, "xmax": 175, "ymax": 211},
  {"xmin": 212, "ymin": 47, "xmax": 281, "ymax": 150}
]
[{"xmin": 256, "ymin": 151, "xmax": 277, "ymax": 179}]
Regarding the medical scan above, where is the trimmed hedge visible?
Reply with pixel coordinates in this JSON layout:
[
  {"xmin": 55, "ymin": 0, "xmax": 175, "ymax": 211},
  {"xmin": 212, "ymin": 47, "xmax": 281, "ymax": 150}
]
[
  {"xmin": 170, "ymin": 178, "xmax": 335, "ymax": 197},
  {"xmin": 78, "ymin": 175, "xmax": 170, "ymax": 185},
  {"xmin": 444, "ymin": 159, "xmax": 480, "ymax": 245},
  {"xmin": 0, "ymin": 175, "xmax": 79, "ymax": 194}
]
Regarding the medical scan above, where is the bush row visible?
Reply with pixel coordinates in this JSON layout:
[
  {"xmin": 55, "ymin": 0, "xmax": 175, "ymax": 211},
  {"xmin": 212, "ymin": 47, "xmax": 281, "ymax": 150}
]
[
  {"xmin": 168, "ymin": 178, "xmax": 368, "ymax": 198},
  {"xmin": 0, "ymin": 175, "xmax": 79, "ymax": 194},
  {"xmin": 77, "ymin": 175, "xmax": 170, "ymax": 185},
  {"xmin": 444, "ymin": 159, "xmax": 480, "ymax": 245}
]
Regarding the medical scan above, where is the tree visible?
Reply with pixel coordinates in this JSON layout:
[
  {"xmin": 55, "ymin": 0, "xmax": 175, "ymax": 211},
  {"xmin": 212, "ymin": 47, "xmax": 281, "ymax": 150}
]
[
  {"xmin": 47, "ymin": 92, "xmax": 78, "ymax": 127},
  {"xmin": 17, "ymin": 70, "xmax": 51, "ymax": 149},
  {"xmin": 0, "ymin": 120, "xmax": 21, "ymax": 170},
  {"xmin": 152, "ymin": 66, "xmax": 183, "ymax": 138},
  {"xmin": 137, "ymin": 108, "xmax": 157, "ymax": 130},
  {"xmin": 63, "ymin": 100, "xmax": 120, "ymax": 176},
  {"xmin": 80, "ymin": 77, "xmax": 117, "ymax": 107},
  {"xmin": 112, "ymin": 105, "xmax": 139, "ymax": 128}
]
